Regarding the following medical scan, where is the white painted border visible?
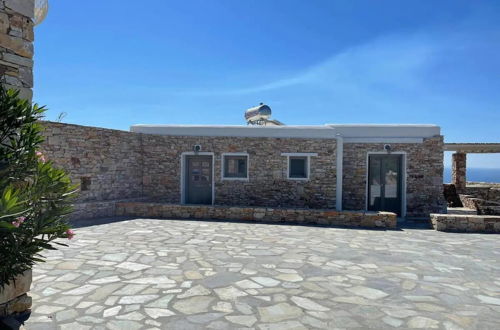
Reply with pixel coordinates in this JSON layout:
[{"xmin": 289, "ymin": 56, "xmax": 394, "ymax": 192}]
[
  {"xmin": 344, "ymin": 137, "xmax": 423, "ymax": 144},
  {"xmin": 336, "ymin": 135, "xmax": 343, "ymax": 211},
  {"xmin": 365, "ymin": 151, "xmax": 407, "ymax": 218},
  {"xmin": 281, "ymin": 153, "xmax": 318, "ymax": 181},
  {"xmin": 131, "ymin": 124, "xmax": 440, "ymax": 139},
  {"xmin": 281, "ymin": 152, "xmax": 318, "ymax": 157},
  {"xmin": 221, "ymin": 153, "xmax": 249, "ymax": 181},
  {"xmin": 180, "ymin": 152, "xmax": 215, "ymax": 205}
]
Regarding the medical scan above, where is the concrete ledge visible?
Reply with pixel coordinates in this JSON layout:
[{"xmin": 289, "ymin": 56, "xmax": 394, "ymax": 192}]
[
  {"xmin": 430, "ymin": 214, "xmax": 500, "ymax": 233},
  {"xmin": 115, "ymin": 202, "xmax": 397, "ymax": 228}
]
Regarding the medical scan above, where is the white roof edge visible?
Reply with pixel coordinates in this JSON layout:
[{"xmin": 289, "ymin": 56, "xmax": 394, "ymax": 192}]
[
  {"xmin": 326, "ymin": 124, "xmax": 439, "ymax": 128},
  {"xmin": 130, "ymin": 124, "xmax": 440, "ymax": 139},
  {"xmin": 131, "ymin": 124, "xmax": 332, "ymax": 129}
]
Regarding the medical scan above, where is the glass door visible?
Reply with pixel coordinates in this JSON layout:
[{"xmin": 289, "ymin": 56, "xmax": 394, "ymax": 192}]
[{"xmin": 368, "ymin": 154, "xmax": 403, "ymax": 216}]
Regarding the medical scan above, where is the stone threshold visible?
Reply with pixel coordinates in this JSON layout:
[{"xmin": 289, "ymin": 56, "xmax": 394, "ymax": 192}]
[{"xmin": 115, "ymin": 202, "xmax": 397, "ymax": 228}]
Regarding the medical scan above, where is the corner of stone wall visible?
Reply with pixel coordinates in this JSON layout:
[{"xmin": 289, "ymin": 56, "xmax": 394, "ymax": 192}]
[
  {"xmin": 0, "ymin": 0, "xmax": 34, "ymax": 317},
  {"xmin": 0, "ymin": 0, "xmax": 34, "ymax": 101}
]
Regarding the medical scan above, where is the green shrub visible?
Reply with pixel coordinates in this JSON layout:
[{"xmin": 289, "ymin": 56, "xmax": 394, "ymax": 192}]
[{"xmin": 0, "ymin": 86, "xmax": 78, "ymax": 288}]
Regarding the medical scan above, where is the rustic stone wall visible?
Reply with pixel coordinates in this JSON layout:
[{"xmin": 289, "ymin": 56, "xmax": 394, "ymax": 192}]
[
  {"xmin": 141, "ymin": 134, "xmax": 337, "ymax": 209},
  {"xmin": 116, "ymin": 202, "xmax": 397, "ymax": 228},
  {"xmin": 459, "ymin": 194, "xmax": 480, "ymax": 210},
  {"xmin": 40, "ymin": 121, "xmax": 145, "ymax": 219},
  {"xmin": 0, "ymin": 270, "xmax": 32, "ymax": 317},
  {"xmin": 459, "ymin": 194, "xmax": 500, "ymax": 216},
  {"xmin": 430, "ymin": 213, "xmax": 500, "ymax": 233},
  {"xmin": 40, "ymin": 122, "xmax": 337, "ymax": 216},
  {"xmin": 41, "ymin": 121, "xmax": 445, "ymax": 220},
  {"xmin": 465, "ymin": 185, "xmax": 500, "ymax": 203},
  {"xmin": 0, "ymin": 0, "xmax": 34, "ymax": 100},
  {"xmin": 342, "ymin": 136, "xmax": 446, "ymax": 218}
]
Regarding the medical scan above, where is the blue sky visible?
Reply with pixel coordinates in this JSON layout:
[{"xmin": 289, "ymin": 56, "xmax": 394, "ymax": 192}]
[{"xmin": 34, "ymin": 0, "xmax": 500, "ymax": 168}]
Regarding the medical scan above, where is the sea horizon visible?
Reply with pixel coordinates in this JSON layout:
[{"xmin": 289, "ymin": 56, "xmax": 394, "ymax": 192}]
[{"xmin": 444, "ymin": 167, "xmax": 500, "ymax": 184}]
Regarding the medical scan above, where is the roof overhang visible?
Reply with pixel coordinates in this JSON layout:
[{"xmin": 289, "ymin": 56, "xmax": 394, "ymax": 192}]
[{"xmin": 130, "ymin": 124, "xmax": 441, "ymax": 142}]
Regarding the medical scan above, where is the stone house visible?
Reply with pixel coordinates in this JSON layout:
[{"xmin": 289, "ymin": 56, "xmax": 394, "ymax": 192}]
[{"xmin": 40, "ymin": 121, "xmax": 446, "ymax": 220}]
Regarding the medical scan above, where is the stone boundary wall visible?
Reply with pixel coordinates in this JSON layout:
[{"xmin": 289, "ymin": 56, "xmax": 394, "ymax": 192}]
[
  {"xmin": 70, "ymin": 197, "xmax": 150, "ymax": 220},
  {"xmin": 430, "ymin": 214, "xmax": 500, "ymax": 233},
  {"xmin": 0, "ymin": 0, "xmax": 34, "ymax": 100},
  {"xmin": 459, "ymin": 194, "xmax": 500, "ymax": 216},
  {"xmin": 40, "ymin": 121, "xmax": 145, "ymax": 203},
  {"xmin": 116, "ymin": 202, "xmax": 397, "ymax": 228},
  {"xmin": 465, "ymin": 185, "xmax": 500, "ymax": 203}
]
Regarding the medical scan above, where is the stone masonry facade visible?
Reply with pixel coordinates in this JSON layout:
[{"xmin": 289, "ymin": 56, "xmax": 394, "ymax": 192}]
[
  {"xmin": 40, "ymin": 121, "xmax": 337, "ymax": 218},
  {"xmin": 0, "ymin": 0, "xmax": 34, "ymax": 100},
  {"xmin": 342, "ymin": 136, "xmax": 446, "ymax": 218},
  {"xmin": 141, "ymin": 134, "xmax": 337, "ymax": 209},
  {"xmin": 40, "ymin": 121, "xmax": 446, "ymax": 220}
]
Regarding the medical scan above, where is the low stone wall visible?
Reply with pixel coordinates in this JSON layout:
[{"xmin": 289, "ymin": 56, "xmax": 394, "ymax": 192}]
[
  {"xmin": 116, "ymin": 202, "xmax": 397, "ymax": 228},
  {"xmin": 465, "ymin": 184, "xmax": 500, "ymax": 203},
  {"xmin": 459, "ymin": 194, "xmax": 480, "ymax": 211},
  {"xmin": 459, "ymin": 194, "xmax": 500, "ymax": 216},
  {"xmin": 430, "ymin": 214, "xmax": 500, "ymax": 233},
  {"xmin": 0, "ymin": 270, "xmax": 32, "ymax": 317},
  {"xmin": 70, "ymin": 197, "xmax": 150, "ymax": 220}
]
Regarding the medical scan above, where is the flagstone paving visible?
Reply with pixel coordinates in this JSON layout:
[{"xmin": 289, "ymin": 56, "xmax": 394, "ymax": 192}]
[{"xmin": 25, "ymin": 218, "xmax": 500, "ymax": 329}]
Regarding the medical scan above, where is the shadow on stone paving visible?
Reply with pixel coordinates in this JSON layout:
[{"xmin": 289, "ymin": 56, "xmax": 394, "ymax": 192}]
[{"xmin": 69, "ymin": 216, "xmax": 404, "ymax": 231}]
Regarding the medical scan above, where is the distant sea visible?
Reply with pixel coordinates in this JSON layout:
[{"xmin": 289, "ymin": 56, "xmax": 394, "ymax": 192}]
[{"xmin": 444, "ymin": 168, "xmax": 500, "ymax": 183}]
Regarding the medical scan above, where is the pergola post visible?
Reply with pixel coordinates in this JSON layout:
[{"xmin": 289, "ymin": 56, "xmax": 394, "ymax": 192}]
[{"xmin": 452, "ymin": 152, "xmax": 467, "ymax": 193}]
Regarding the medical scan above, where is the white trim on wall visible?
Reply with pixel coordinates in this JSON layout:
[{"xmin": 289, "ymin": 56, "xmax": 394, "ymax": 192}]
[
  {"xmin": 131, "ymin": 124, "xmax": 440, "ymax": 139},
  {"xmin": 344, "ymin": 137, "xmax": 423, "ymax": 144},
  {"xmin": 221, "ymin": 152, "xmax": 250, "ymax": 181},
  {"xmin": 364, "ymin": 151, "xmax": 407, "ymax": 218},
  {"xmin": 180, "ymin": 152, "xmax": 215, "ymax": 205},
  {"xmin": 336, "ymin": 135, "xmax": 343, "ymax": 211},
  {"xmin": 281, "ymin": 153, "xmax": 318, "ymax": 181}
]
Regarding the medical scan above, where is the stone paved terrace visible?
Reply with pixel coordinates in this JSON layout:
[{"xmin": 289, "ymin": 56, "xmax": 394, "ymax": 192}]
[{"xmin": 25, "ymin": 218, "xmax": 500, "ymax": 330}]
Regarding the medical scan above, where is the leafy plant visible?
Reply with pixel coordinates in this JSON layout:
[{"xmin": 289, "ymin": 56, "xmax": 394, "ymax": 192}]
[{"xmin": 0, "ymin": 86, "xmax": 78, "ymax": 289}]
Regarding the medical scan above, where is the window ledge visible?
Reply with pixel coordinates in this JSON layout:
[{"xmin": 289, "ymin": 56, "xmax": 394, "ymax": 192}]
[
  {"xmin": 287, "ymin": 177, "xmax": 310, "ymax": 181},
  {"xmin": 221, "ymin": 177, "xmax": 249, "ymax": 181}
]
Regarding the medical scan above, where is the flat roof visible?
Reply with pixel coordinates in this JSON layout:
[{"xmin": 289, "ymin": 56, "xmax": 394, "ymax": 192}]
[{"xmin": 130, "ymin": 124, "xmax": 440, "ymax": 140}]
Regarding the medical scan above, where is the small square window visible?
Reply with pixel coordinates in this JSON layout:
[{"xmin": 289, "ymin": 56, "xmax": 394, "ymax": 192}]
[
  {"xmin": 289, "ymin": 156, "xmax": 308, "ymax": 179},
  {"xmin": 81, "ymin": 177, "xmax": 91, "ymax": 191},
  {"xmin": 223, "ymin": 155, "xmax": 248, "ymax": 179}
]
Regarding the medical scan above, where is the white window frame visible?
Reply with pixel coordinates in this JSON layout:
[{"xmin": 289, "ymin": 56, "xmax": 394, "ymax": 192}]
[
  {"xmin": 281, "ymin": 152, "xmax": 318, "ymax": 181},
  {"xmin": 221, "ymin": 152, "xmax": 249, "ymax": 181}
]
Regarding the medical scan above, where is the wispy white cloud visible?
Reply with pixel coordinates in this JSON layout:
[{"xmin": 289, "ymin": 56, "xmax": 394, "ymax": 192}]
[{"xmin": 175, "ymin": 33, "xmax": 441, "ymax": 96}]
